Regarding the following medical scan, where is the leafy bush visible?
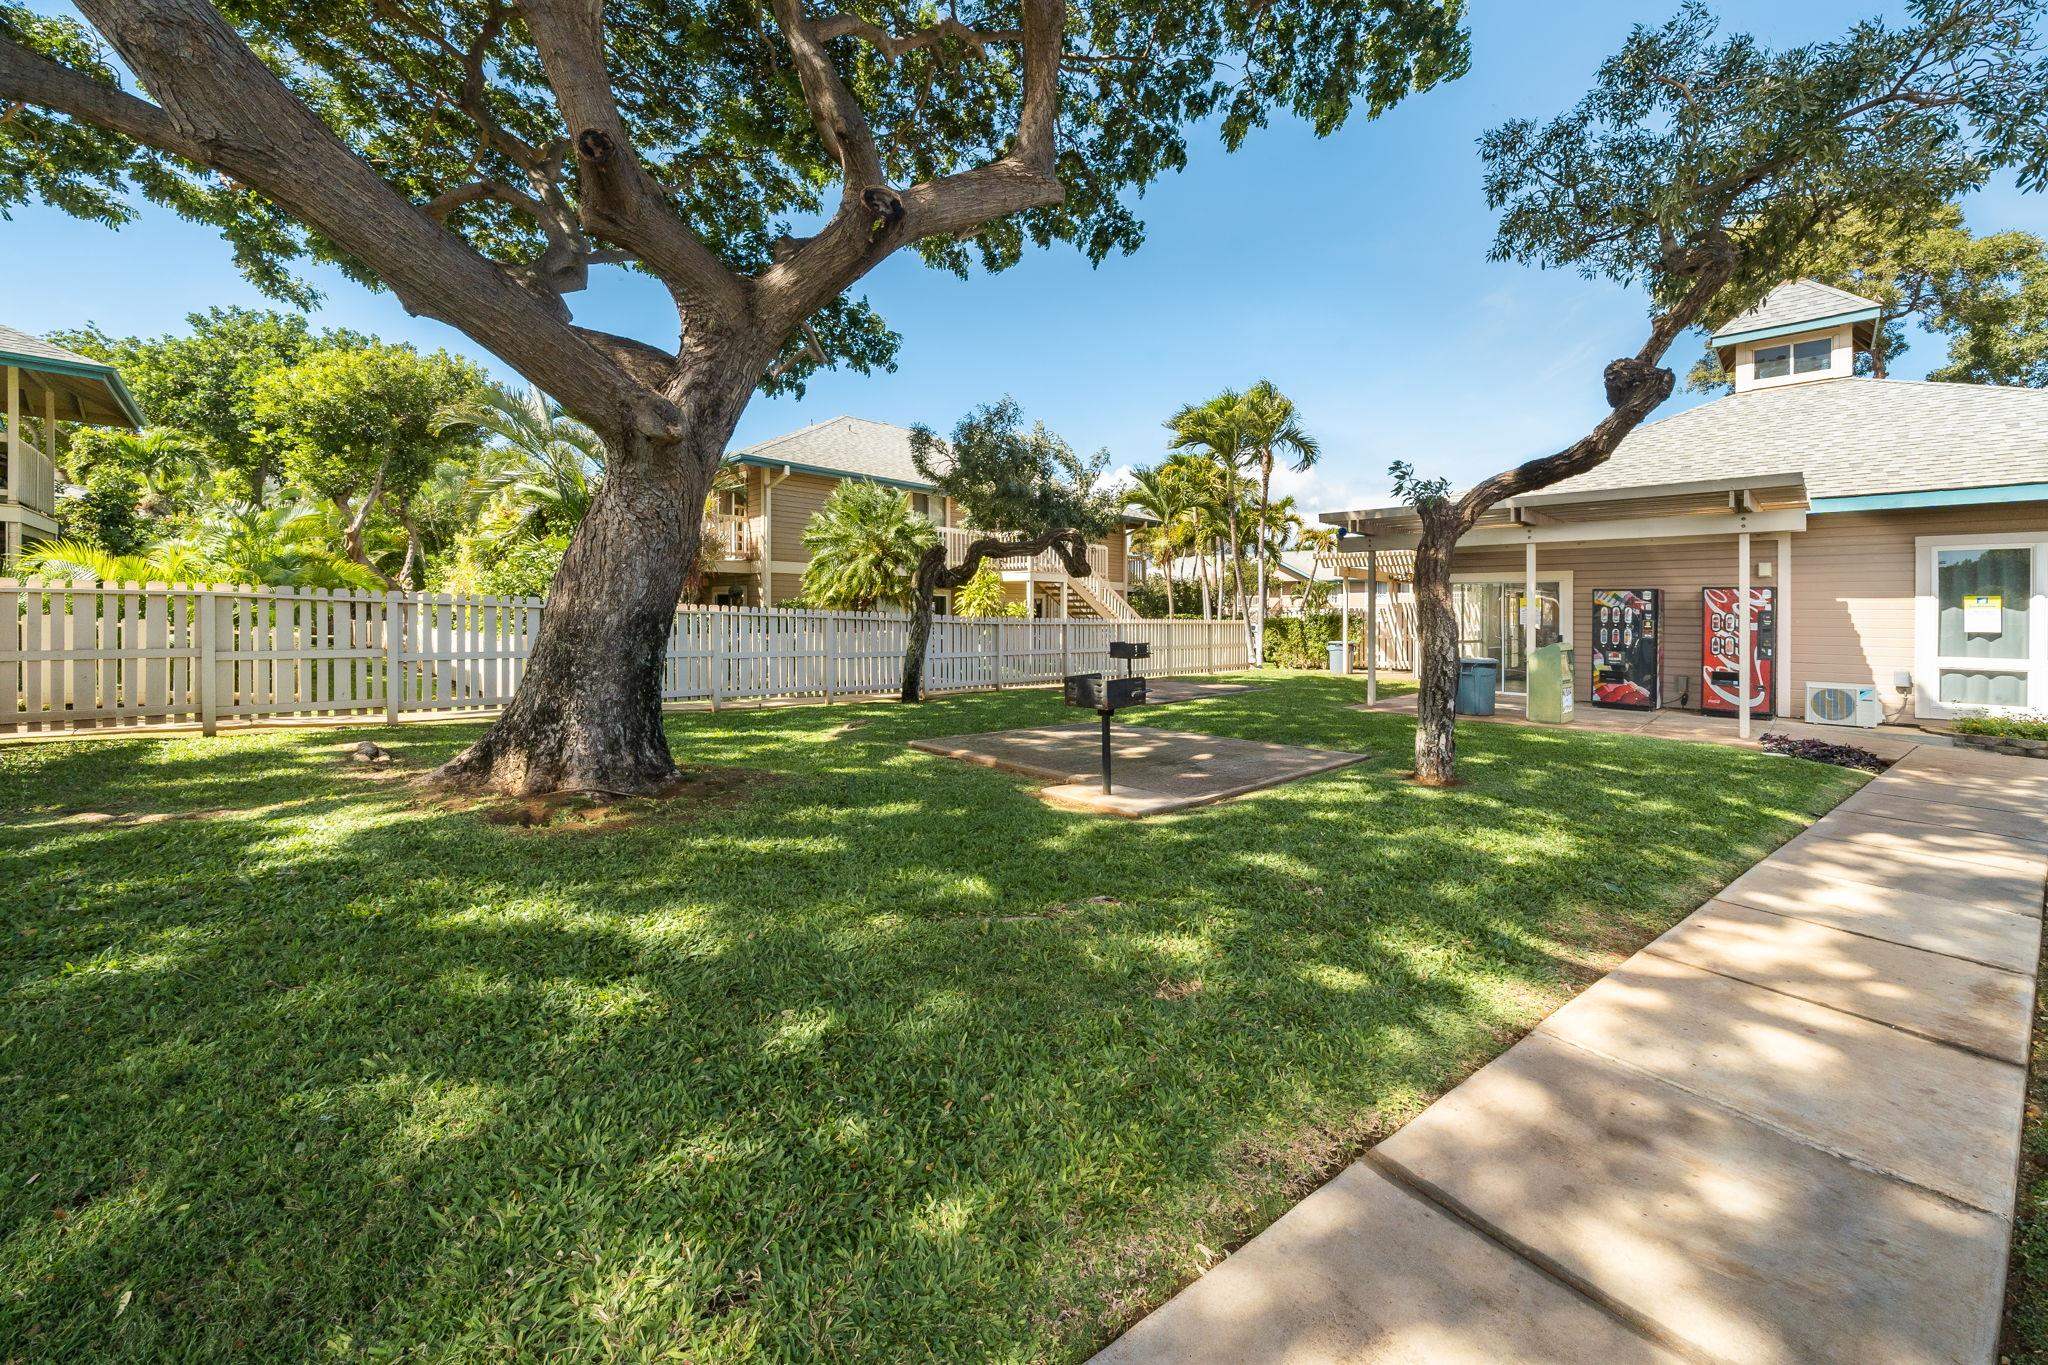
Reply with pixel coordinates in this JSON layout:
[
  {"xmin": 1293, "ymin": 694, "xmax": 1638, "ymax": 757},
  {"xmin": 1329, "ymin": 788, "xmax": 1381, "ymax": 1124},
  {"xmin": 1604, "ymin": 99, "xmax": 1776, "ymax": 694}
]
[
  {"xmin": 1950, "ymin": 709, "xmax": 2048, "ymax": 740},
  {"xmin": 64, "ymin": 465, "xmax": 149, "ymax": 555},
  {"xmin": 1264, "ymin": 611, "xmax": 1337, "ymax": 669},
  {"xmin": 954, "ymin": 562, "xmax": 1024, "ymax": 618}
]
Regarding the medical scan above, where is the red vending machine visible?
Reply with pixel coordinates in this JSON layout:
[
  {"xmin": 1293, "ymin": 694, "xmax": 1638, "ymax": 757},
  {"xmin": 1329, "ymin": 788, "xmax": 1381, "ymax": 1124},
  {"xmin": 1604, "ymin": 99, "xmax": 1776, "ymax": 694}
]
[
  {"xmin": 1590, "ymin": 588, "xmax": 1663, "ymax": 710},
  {"xmin": 1701, "ymin": 586, "xmax": 1776, "ymax": 718}
]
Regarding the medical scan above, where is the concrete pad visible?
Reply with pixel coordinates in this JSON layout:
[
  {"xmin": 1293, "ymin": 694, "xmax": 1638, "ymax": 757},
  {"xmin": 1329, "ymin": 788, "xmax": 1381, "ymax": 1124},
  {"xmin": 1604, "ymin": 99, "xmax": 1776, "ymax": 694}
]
[
  {"xmin": 1375, "ymin": 1033, "xmax": 2011, "ymax": 1365},
  {"xmin": 909, "ymin": 724, "xmax": 1368, "ymax": 817},
  {"xmin": 1837, "ymin": 788, "xmax": 2048, "ymax": 847},
  {"xmin": 1761, "ymin": 827, "xmax": 2041, "ymax": 910},
  {"xmin": 1718, "ymin": 865, "xmax": 2044, "ymax": 971},
  {"xmin": 1799, "ymin": 808, "xmax": 2048, "ymax": 877},
  {"xmin": 1647, "ymin": 901, "xmax": 2033, "ymax": 1062},
  {"xmin": 1092, "ymin": 1163, "xmax": 1681, "ymax": 1365},
  {"xmin": 1140, "ymin": 678, "xmax": 1261, "ymax": 703},
  {"xmin": 1535, "ymin": 953, "xmax": 2027, "ymax": 1215}
]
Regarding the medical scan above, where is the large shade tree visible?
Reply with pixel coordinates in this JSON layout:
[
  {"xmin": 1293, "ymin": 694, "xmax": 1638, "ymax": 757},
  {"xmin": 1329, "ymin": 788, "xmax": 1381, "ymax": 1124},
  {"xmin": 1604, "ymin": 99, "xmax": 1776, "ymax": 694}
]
[
  {"xmin": 899, "ymin": 398, "xmax": 1115, "ymax": 700},
  {"xmin": 0, "ymin": 0, "xmax": 1468, "ymax": 795},
  {"xmin": 1394, "ymin": 0, "xmax": 2048, "ymax": 787}
]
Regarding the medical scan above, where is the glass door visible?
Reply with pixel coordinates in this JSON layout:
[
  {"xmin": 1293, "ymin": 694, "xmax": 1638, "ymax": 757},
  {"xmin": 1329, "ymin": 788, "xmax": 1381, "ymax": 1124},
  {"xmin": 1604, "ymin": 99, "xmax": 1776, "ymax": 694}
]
[
  {"xmin": 1453, "ymin": 579, "xmax": 1566, "ymax": 690},
  {"xmin": 1920, "ymin": 539, "xmax": 2044, "ymax": 715}
]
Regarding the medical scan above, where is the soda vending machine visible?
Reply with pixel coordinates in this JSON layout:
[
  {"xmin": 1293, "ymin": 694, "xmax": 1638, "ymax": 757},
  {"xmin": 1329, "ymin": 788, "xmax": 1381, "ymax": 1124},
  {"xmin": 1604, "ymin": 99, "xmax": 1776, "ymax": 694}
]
[
  {"xmin": 1701, "ymin": 586, "xmax": 1776, "ymax": 718},
  {"xmin": 1590, "ymin": 588, "xmax": 1663, "ymax": 710}
]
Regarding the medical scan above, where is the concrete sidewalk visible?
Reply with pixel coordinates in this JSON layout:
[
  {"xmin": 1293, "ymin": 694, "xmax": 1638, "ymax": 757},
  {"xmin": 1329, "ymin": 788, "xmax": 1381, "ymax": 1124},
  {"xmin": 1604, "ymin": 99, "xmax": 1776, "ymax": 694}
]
[{"xmin": 1094, "ymin": 744, "xmax": 2046, "ymax": 1364}]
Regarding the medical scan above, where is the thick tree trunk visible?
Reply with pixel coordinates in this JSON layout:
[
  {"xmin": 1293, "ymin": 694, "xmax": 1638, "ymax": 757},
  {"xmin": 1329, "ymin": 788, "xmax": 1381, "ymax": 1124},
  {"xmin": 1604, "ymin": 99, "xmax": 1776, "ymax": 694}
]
[
  {"xmin": 900, "ymin": 545, "xmax": 945, "ymax": 702},
  {"xmin": 430, "ymin": 399, "xmax": 737, "ymax": 796},
  {"xmin": 1410, "ymin": 516, "xmax": 1461, "ymax": 786}
]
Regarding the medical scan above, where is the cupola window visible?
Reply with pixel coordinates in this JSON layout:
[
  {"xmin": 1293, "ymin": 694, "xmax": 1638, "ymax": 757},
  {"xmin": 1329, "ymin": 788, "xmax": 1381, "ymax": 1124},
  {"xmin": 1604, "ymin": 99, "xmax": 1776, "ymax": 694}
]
[{"xmin": 1753, "ymin": 336, "xmax": 1832, "ymax": 381}]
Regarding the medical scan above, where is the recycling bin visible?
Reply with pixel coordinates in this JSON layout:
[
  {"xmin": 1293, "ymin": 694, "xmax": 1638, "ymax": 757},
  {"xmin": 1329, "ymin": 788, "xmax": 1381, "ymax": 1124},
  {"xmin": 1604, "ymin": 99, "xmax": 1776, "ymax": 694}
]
[
  {"xmin": 1455, "ymin": 657, "xmax": 1499, "ymax": 716},
  {"xmin": 1526, "ymin": 642, "xmax": 1575, "ymax": 724},
  {"xmin": 1327, "ymin": 640, "xmax": 1350, "ymax": 674}
]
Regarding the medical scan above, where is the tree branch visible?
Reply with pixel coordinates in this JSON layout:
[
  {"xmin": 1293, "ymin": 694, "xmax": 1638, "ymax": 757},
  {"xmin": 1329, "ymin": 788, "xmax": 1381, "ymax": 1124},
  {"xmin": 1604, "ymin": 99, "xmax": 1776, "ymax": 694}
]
[
  {"xmin": 515, "ymin": 0, "xmax": 749, "ymax": 324},
  {"xmin": 771, "ymin": 0, "xmax": 885, "ymax": 188},
  {"xmin": 0, "ymin": 33, "xmax": 204, "ymax": 158}
]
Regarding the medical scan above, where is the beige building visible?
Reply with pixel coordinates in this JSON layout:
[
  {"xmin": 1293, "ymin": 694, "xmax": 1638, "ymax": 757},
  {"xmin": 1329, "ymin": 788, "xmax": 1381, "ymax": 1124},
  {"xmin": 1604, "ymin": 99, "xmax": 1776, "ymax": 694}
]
[
  {"xmin": 2, "ymin": 325, "xmax": 145, "ymax": 563},
  {"xmin": 1324, "ymin": 279, "xmax": 2048, "ymax": 727},
  {"xmin": 710, "ymin": 416, "xmax": 1136, "ymax": 618}
]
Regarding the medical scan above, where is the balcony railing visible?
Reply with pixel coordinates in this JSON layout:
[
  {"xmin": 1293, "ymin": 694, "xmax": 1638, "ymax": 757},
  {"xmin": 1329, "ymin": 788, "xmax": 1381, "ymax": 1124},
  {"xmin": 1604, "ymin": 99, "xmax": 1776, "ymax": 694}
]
[
  {"xmin": 939, "ymin": 524, "xmax": 1111, "ymax": 580},
  {"xmin": 0, "ymin": 438, "xmax": 56, "ymax": 518},
  {"xmin": 706, "ymin": 512, "xmax": 757, "ymax": 561}
]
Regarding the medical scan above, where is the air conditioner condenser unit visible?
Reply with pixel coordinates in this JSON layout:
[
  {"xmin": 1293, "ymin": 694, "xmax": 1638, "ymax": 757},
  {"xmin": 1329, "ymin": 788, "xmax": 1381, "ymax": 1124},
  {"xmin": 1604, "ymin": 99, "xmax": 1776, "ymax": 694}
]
[{"xmin": 1805, "ymin": 682, "xmax": 1883, "ymax": 728}]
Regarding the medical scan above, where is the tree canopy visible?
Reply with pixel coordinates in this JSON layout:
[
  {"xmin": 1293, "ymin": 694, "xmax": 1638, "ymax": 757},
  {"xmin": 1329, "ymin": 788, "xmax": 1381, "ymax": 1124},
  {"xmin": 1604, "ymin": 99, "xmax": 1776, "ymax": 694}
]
[{"xmin": 1, "ymin": 0, "xmax": 1470, "ymax": 407}]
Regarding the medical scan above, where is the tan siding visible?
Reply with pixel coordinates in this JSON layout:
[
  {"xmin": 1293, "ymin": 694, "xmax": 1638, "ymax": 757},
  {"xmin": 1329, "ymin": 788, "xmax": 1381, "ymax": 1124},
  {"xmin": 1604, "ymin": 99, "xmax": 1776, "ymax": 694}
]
[
  {"xmin": 1106, "ymin": 529, "xmax": 1127, "ymax": 582},
  {"xmin": 771, "ymin": 572, "xmax": 805, "ymax": 604},
  {"xmin": 1447, "ymin": 503, "xmax": 2048, "ymax": 720},
  {"xmin": 767, "ymin": 472, "xmax": 840, "ymax": 565}
]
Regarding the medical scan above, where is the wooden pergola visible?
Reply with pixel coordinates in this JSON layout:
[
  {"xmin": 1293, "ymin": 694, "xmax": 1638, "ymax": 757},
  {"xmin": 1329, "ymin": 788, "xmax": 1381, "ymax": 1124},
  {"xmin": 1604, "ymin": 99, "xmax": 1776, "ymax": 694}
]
[{"xmin": 1314, "ymin": 543, "xmax": 1416, "ymax": 703}]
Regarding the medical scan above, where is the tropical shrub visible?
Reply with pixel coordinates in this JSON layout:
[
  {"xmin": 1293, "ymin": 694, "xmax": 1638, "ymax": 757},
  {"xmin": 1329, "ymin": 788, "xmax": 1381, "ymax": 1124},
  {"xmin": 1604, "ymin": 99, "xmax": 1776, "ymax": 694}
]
[
  {"xmin": 953, "ymin": 562, "xmax": 1023, "ymax": 618},
  {"xmin": 1951, "ymin": 709, "xmax": 2048, "ymax": 741},
  {"xmin": 799, "ymin": 481, "xmax": 937, "ymax": 612}
]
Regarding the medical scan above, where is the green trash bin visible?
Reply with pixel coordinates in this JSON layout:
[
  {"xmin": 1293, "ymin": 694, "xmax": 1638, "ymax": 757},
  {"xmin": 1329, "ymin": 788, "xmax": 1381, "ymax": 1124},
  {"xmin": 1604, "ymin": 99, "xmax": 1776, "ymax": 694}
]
[
  {"xmin": 1526, "ymin": 642, "xmax": 1575, "ymax": 724},
  {"xmin": 1455, "ymin": 657, "xmax": 1499, "ymax": 715}
]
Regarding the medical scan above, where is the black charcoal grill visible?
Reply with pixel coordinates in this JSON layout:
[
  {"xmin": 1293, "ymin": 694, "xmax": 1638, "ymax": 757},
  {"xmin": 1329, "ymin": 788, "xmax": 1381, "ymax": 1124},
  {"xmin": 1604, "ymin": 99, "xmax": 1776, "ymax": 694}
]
[{"xmin": 1064, "ymin": 641, "xmax": 1150, "ymax": 793}]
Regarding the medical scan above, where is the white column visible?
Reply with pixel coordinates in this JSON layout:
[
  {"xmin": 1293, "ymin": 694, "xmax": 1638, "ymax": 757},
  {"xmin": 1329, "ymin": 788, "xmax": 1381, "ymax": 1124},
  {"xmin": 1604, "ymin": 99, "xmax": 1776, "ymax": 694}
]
[
  {"xmin": 1776, "ymin": 531, "xmax": 1793, "ymax": 719},
  {"xmin": 1524, "ymin": 538, "xmax": 1538, "ymax": 687},
  {"xmin": 1738, "ymin": 530, "xmax": 1752, "ymax": 740},
  {"xmin": 5, "ymin": 365, "xmax": 19, "ymax": 508},
  {"xmin": 1339, "ymin": 563, "xmax": 1350, "ymax": 672},
  {"xmin": 1366, "ymin": 547, "xmax": 1379, "ymax": 704}
]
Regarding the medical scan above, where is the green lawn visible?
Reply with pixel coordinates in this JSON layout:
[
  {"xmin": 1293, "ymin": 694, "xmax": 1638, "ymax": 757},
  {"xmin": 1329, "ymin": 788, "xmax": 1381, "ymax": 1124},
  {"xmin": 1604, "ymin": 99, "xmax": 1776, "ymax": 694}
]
[{"xmin": 1, "ymin": 673, "xmax": 1863, "ymax": 1361}]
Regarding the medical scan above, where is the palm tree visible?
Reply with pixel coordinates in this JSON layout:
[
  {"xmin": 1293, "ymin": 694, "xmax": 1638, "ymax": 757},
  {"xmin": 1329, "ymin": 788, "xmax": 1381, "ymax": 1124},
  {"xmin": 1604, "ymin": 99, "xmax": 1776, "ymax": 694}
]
[
  {"xmin": 798, "ymin": 481, "xmax": 940, "ymax": 611},
  {"xmin": 1165, "ymin": 395, "xmax": 1254, "ymax": 649},
  {"xmin": 1123, "ymin": 465, "xmax": 1187, "ymax": 616},
  {"xmin": 1234, "ymin": 380, "xmax": 1319, "ymax": 658},
  {"xmin": 15, "ymin": 538, "xmax": 208, "ymax": 585},
  {"xmin": 435, "ymin": 383, "xmax": 605, "ymax": 534}
]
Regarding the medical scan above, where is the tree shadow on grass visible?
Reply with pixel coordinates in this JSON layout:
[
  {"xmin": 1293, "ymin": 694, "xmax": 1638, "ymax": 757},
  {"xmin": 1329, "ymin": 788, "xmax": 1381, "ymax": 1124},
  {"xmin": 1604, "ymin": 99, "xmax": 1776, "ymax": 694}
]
[{"xmin": 0, "ymin": 674, "xmax": 1861, "ymax": 1360}]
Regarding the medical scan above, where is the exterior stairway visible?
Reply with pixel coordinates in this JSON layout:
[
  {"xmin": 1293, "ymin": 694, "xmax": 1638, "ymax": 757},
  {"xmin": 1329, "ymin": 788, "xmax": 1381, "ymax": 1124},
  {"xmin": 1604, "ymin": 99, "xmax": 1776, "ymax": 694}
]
[{"xmin": 1065, "ymin": 573, "xmax": 1136, "ymax": 621}]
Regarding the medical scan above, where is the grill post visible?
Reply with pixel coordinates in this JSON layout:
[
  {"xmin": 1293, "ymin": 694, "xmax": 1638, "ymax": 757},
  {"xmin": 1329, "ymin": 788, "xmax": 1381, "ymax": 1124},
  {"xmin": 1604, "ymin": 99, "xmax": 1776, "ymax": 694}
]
[{"xmin": 1100, "ymin": 709, "xmax": 1112, "ymax": 793}]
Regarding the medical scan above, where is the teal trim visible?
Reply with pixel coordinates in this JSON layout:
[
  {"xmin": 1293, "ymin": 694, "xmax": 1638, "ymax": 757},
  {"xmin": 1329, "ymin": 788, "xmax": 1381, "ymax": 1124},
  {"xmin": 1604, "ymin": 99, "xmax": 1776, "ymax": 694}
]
[
  {"xmin": 0, "ymin": 349, "xmax": 146, "ymax": 428},
  {"xmin": 1710, "ymin": 308, "xmax": 1879, "ymax": 348},
  {"xmin": 729, "ymin": 452, "xmax": 936, "ymax": 491},
  {"xmin": 1810, "ymin": 482, "xmax": 2048, "ymax": 514}
]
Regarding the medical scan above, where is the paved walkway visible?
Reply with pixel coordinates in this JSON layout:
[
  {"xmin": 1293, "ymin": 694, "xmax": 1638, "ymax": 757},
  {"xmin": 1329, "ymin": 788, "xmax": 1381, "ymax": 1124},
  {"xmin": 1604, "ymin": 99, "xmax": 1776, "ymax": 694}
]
[
  {"xmin": 1094, "ymin": 743, "xmax": 2046, "ymax": 1364},
  {"xmin": 1355, "ymin": 691, "xmax": 1943, "ymax": 762}
]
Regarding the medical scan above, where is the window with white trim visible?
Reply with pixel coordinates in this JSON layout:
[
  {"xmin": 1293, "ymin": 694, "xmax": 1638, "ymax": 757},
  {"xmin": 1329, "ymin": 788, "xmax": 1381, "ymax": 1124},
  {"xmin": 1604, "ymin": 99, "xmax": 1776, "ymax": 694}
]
[{"xmin": 1917, "ymin": 535, "xmax": 2048, "ymax": 717}]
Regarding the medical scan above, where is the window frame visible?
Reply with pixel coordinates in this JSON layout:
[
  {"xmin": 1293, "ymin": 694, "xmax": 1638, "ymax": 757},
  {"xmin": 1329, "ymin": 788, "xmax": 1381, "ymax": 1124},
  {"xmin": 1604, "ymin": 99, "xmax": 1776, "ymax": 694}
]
[
  {"xmin": 1752, "ymin": 343, "xmax": 1792, "ymax": 380},
  {"xmin": 1791, "ymin": 337, "xmax": 1833, "ymax": 374},
  {"xmin": 1914, "ymin": 534, "xmax": 2048, "ymax": 718}
]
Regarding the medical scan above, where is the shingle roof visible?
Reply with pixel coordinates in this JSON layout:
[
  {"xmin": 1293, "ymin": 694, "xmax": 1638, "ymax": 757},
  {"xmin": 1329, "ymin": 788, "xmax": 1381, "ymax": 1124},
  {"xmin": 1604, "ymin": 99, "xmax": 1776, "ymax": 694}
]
[
  {"xmin": 1710, "ymin": 279, "xmax": 1881, "ymax": 343},
  {"xmin": 729, "ymin": 416, "xmax": 943, "ymax": 487},
  {"xmin": 0, "ymin": 323, "xmax": 145, "ymax": 428},
  {"xmin": 0, "ymin": 324, "xmax": 113, "ymax": 369},
  {"xmin": 1545, "ymin": 378, "xmax": 2048, "ymax": 502}
]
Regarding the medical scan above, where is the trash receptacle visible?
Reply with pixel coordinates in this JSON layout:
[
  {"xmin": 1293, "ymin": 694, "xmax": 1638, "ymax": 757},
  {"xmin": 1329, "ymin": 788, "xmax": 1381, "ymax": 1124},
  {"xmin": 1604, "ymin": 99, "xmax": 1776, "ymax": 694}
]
[
  {"xmin": 1327, "ymin": 640, "xmax": 1350, "ymax": 674},
  {"xmin": 1526, "ymin": 642, "xmax": 1575, "ymax": 724},
  {"xmin": 1455, "ymin": 657, "xmax": 1499, "ymax": 715}
]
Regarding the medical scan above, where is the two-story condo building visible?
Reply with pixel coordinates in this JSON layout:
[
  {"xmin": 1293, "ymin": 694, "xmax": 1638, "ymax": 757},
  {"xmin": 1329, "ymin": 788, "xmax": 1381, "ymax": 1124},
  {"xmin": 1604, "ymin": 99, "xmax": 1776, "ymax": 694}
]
[
  {"xmin": 1325, "ymin": 280, "xmax": 2048, "ymax": 726},
  {"xmin": 711, "ymin": 416, "xmax": 1137, "ymax": 618},
  {"xmin": 1, "ymin": 325, "xmax": 145, "ymax": 563}
]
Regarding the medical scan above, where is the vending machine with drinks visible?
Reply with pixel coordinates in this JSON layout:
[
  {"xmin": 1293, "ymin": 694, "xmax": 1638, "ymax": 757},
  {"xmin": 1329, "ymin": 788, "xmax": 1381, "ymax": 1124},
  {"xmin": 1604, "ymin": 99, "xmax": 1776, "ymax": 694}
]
[
  {"xmin": 1590, "ymin": 588, "xmax": 1663, "ymax": 710},
  {"xmin": 1700, "ymin": 586, "xmax": 1776, "ymax": 718}
]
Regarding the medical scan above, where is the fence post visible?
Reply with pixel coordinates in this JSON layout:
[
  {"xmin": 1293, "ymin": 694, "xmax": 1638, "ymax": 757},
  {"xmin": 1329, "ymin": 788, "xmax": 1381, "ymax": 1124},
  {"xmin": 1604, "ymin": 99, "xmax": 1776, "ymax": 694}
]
[
  {"xmin": 384, "ymin": 591, "xmax": 403, "ymax": 723},
  {"xmin": 1060, "ymin": 618, "xmax": 1071, "ymax": 679},
  {"xmin": 197, "ymin": 586, "xmax": 219, "ymax": 736},
  {"xmin": 824, "ymin": 611, "xmax": 837, "ymax": 702},
  {"xmin": 710, "ymin": 610, "xmax": 724, "ymax": 710}
]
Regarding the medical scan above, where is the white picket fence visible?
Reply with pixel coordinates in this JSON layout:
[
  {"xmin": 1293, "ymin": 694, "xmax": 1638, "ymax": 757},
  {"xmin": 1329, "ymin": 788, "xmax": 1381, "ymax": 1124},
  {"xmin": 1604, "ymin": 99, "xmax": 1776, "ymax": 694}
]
[{"xmin": 0, "ymin": 580, "xmax": 1250, "ymax": 735}]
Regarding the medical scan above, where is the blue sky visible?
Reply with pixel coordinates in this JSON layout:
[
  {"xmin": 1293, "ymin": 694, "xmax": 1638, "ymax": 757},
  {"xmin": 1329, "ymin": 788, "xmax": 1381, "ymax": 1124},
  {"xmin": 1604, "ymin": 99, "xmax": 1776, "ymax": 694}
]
[{"xmin": 8, "ymin": 0, "xmax": 2046, "ymax": 517}]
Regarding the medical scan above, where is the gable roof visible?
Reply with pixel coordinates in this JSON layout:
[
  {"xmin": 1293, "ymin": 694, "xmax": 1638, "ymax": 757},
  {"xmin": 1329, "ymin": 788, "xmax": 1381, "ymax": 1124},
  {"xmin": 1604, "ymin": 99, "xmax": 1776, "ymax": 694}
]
[
  {"xmin": 729, "ymin": 416, "xmax": 941, "ymax": 488},
  {"xmin": 0, "ymin": 323, "xmax": 145, "ymax": 428},
  {"xmin": 1710, "ymin": 279, "xmax": 1883, "ymax": 346},
  {"xmin": 1545, "ymin": 377, "xmax": 2048, "ymax": 505}
]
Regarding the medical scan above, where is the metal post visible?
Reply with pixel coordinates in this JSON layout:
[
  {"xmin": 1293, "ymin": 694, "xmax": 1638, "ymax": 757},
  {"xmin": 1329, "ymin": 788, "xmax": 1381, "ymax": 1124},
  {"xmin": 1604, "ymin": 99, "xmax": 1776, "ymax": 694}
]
[
  {"xmin": 1524, "ymin": 538, "xmax": 1538, "ymax": 689},
  {"xmin": 1776, "ymin": 531, "xmax": 1793, "ymax": 715},
  {"xmin": 1366, "ymin": 547, "xmax": 1379, "ymax": 705},
  {"xmin": 1738, "ymin": 530, "xmax": 1752, "ymax": 741},
  {"xmin": 1100, "ymin": 709, "xmax": 1113, "ymax": 793}
]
